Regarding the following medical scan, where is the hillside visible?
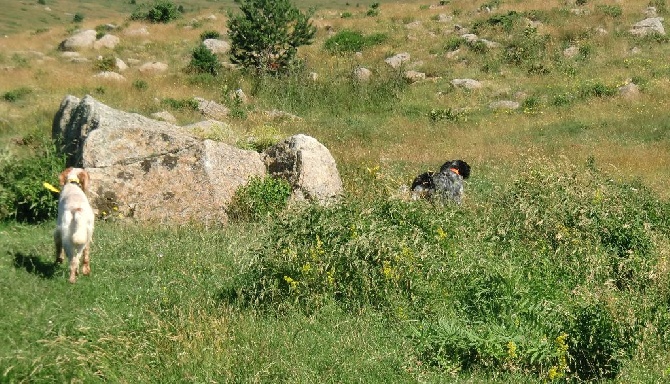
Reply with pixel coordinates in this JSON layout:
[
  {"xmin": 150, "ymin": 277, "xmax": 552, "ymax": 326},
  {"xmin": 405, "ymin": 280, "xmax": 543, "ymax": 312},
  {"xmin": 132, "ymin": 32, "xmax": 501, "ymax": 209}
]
[{"xmin": 1, "ymin": 0, "xmax": 670, "ymax": 382}]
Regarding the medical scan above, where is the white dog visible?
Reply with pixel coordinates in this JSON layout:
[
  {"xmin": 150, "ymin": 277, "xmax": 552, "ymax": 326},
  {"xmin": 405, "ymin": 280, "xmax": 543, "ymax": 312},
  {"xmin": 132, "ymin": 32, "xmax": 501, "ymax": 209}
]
[{"xmin": 54, "ymin": 167, "xmax": 95, "ymax": 283}]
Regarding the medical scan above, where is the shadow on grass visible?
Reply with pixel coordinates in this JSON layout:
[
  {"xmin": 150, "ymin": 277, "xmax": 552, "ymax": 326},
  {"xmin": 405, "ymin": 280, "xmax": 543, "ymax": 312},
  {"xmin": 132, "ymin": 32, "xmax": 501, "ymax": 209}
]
[{"xmin": 12, "ymin": 252, "xmax": 57, "ymax": 278}]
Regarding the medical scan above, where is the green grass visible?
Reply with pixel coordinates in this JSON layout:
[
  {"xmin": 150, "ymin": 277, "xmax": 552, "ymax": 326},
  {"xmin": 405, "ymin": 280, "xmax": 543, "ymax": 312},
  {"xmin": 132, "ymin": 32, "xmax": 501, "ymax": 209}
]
[
  {"xmin": 3, "ymin": 158, "xmax": 670, "ymax": 382},
  {"xmin": 3, "ymin": 0, "xmax": 670, "ymax": 381}
]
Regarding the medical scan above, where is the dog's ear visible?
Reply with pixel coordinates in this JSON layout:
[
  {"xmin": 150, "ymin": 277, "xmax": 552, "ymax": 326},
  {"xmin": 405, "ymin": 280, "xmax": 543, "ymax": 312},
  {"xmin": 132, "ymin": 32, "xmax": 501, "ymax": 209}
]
[
  {"xmin": 457, "ymin": 161, "xmax": 471, "ymax": 179},
  {"xmin": 77, "ymin": 169, "xmax": 90, "ymax": 192},
  {"xmin": 58, "ymin": 168, "xmax": 72, "ymax": 186}
]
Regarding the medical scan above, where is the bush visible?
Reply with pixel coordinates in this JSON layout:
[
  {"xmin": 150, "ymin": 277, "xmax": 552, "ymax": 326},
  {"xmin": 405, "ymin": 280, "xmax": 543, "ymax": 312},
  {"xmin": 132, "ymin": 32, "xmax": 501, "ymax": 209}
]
[
  {"xmin": 2, "ymin": 87, "xmax": 32, "ymax": 103},
  {"xmin": 227, "ymin": 176, "xmax": 291, "ymax": 222},
  {"xmin": 324, "ymin": 30, "xmax": 387, "ymax": 54},
  {"xmin": 567, "ymin": 303, "xmax": 630, "ymax": 380},
  {"xmin": 227, "ymin": 0, "xmax": 316, "ymax": 74},
  {"xmin": 94, "ymin": 55, "xmax": 116, "ymax": 71},
  {"xmin": 160, "ymin": 97, "xmax": 198, "ymax": 111},
  {"xmin": 72, "ymin": 12, "xmax": 84, "ymax": 23},
  {"xmin": 186, "ymin": 43, "xmax": 221, "ymax": 76},
  {"xmin": 200, "ymin": 30, "xmax": 220, "ymax": 41},
  {"xmin": 130, "ymin": 0, "xmax": 181, "ymax": 23},
  {"xmin": 0, "ymin": 136, "xmax": 65, "ymax": 223}
]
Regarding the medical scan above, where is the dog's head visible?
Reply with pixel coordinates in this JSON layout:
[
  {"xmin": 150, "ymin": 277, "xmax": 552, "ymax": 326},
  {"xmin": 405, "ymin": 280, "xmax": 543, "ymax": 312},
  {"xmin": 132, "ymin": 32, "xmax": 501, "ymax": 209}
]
[
  {"xmin": 439, "ymin": 160, "xmax": 471, "ymax": 179},
  {"xmin": 58, "ymin": 167, "xmax": 90, "ymax": 192}
]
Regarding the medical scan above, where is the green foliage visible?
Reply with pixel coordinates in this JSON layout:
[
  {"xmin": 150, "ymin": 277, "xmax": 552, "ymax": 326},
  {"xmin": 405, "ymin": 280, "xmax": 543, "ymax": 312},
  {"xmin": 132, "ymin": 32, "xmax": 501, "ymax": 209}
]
[
  {"xmin": 186, "ymin": 43, "xmax": 221, "ymax": 76},
  {"xmin": 598, "ymin": 4, "xmax": 623, "ymax": 18},
  {"xmin": 0, "ymin": 136, "xmax": 65, "ymax": 223},
  {"xmin": 160, "ymin": 97, "xmax": 198, "ymax": 111},
  {"xmin": 443, "ymin": 36, "xmax": 465, "ymax": 51},
  {"xmin": 94, "ymin": 55, "xmax": 116, "ymax": 71},
  {"xmin": 227, "ymin": 0, "xmax": 316, "ymax": 74},
  {"xmin": 323, "ymin": 30, "xmax": 387, "ymax": 54},
  {"xmin": 72, "ymin": 12, "xmax": 84, "ymax": 23},
  {"xmin": 227, "ymin": 176, "xmax": 292, "ymax": 222},
  {"xmin": 366, "ymin": 2, "xmax": 380, "ymax": 17},
  {"xmin": 502, "ymin": 27, "xmax": 550, "ymax": 68},
  {"xmin": 474, "ymin": 10, "xmax": 522, "ymax": 33},
  {"xmin": 224, "ymin": 158, "xmax": 670, "ymax": 379},
  {"xmin": 199, "ymin": 29, "xmax": 220, "ymax": 41},
  {"xmin": 578, "ymin": 80, "xmax": 618, "ymax": 98},
  {"xmin": 651, "ymin": 0, "xmax": 668, "ymax": 14},
  {"xmin": 567, "ymin": 302, "xmax": 630, "ymax": 380},
  {"xmin": 428, "ymin": 107, "xmax": 465, "ymax": 123},
  {"xmin": 246, "ymin": 66, "xmax": 406, "ymax": 117},
  {"xmin": 132, "ymin": 79, "xmax": 148, "ymax": 90},
  {"xmin": 227, "ymin": 198, "xmax": 447, "ymax": 313},
  {"xmin": 130, "ymin": 0, "xmax": 181, "ymax": 23},
  {"xmin": 2, "ymin": 87, "xmax": 33, "ymax": 102}
]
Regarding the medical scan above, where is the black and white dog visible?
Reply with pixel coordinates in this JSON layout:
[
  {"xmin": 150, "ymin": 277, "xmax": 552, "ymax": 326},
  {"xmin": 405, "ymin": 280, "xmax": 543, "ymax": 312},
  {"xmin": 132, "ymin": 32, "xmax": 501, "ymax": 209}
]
[{"xmin": 411, "ymin": 160, "xmax": 471, "ymax": 204}]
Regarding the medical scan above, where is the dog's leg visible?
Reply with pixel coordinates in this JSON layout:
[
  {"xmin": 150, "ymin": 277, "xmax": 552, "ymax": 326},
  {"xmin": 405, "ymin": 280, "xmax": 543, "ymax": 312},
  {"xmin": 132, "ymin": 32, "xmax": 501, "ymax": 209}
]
[
  {"xmin": 69, "ymin": 251, "xmax": 80, "ymax": 284},
  {"xmin": 54, "ymin": 229, "xmax": 64, "ymax": 264},
  {"xmin": 82, "ymin": 244, "xmax": 91, "ymax": 276}
]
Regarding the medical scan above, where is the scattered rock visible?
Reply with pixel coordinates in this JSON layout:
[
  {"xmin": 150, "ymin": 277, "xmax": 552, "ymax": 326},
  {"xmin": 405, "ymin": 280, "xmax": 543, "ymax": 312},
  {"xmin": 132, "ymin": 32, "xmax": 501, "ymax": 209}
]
[
  {"xmin": 630, "ymin": 17, "xmax": 665, "ymax": 36},
  {"xmin": 203, "ymin": 38, "xmax": 230, "ymax": 54},
  {"xmin": 195, "ymin": 97, "xmax": 230, "ymax": 120},
  {"xmin": 451, "ymin": 78, "xmax": 483, "ymax": 90},
  {"xmin": 138, "ymin": 61, "xmax": 168, "ymax": 74},
  {"xmin": 489, "ymin": 100, "xmax": 520, "ymax": 110},
  {"xmin": 151, "ymin": 111, "xmax": 177, "ymax": 123},
  {"xmin": 93, "ymin": 34, "xmax": 120, "ymax": 50},
  {"xmin": 58, "ymin": 30, "xmax": 97, "ymax": 51},
  {"xmin": 354, "ymin": 67, "xmax": 372, "ymax": 82},
  {"xmin": 93, "ymin": 71, "xmax": 126, "ymax": 81},
  {"xmin": 384, "ymin": 52, "xmax": 410, "ymax": 69},
  {"xmin": 404, "ymin": 70, "xmax": 426, "ymax": 83},
  {"xmin": 618, "ymin": 82, "xmax": 640, "ymax": 99}
]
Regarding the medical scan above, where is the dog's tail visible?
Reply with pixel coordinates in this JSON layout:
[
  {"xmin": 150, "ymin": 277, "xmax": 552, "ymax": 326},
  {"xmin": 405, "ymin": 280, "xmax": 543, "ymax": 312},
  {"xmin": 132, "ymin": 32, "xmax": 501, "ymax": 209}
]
[{"xmin": 70, "ymin": 208, "xmax": 89, "ymax": 246}]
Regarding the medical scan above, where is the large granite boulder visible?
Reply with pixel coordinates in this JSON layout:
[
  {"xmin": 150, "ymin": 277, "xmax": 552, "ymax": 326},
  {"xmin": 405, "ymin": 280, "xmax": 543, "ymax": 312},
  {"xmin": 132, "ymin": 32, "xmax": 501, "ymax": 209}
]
[{"xmin": 52, "ymin": 95, "xmax": 265, "ymax": 224}]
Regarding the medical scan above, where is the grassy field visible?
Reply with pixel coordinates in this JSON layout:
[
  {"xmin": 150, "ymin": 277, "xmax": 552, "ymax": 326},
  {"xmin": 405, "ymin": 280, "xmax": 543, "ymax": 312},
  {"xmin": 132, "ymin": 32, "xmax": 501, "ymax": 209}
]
[{"xmin": 2, "ymin": 0, "xmax": 670, "ymax": 382}]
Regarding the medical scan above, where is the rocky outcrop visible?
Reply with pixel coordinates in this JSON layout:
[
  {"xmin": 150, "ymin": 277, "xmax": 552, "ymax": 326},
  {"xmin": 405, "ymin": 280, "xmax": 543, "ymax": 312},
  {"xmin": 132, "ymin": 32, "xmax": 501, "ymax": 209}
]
[{"xmin": 52, "ymin": 95, "xmax": 342, "ymax": 224}]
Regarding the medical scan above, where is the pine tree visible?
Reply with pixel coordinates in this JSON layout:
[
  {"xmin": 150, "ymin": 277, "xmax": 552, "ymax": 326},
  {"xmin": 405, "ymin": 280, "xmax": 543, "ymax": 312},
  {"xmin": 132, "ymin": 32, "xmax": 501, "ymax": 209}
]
[{"xmin": 227, "ymin": 0, "xmax": 316, "ymax": 74}]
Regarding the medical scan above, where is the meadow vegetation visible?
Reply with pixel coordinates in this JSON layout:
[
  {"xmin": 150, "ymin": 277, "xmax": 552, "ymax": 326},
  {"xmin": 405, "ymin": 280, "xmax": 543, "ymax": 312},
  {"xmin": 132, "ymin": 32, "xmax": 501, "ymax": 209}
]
[{"xmin": 1, "ymin": 0, "xmax": 670, "ymax": 382}]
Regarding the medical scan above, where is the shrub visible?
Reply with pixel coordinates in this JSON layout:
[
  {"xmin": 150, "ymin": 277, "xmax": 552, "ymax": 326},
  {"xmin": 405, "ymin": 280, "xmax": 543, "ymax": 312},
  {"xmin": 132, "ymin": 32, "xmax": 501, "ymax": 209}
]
[
  {"xmin": 0, "ymin": 136, "xmax": 65, "ymax": 223},
  {"xmin": 566, "ymin": 303, "xmax": 630, "ymax": 380},
  {"xmin": 160, "ymin": 97, "xmax": 198, "ymax": 111},
  {"xmin": 2, "ymin": 87, "xmax": 33, "ymax": 103},
  {"xmin": 132, "ymin": 79, "xmax": 148, "ymax": 90},
  {"xmin": 94, "ymin": 55, "xmax": 116, "ymax": 71},
  {"xmin": 130, "ymin": 0, "xmax": 181, "ymax": 23},
  {"xmin": 72, "ymin": 12, "xmax": 84, "ymax": 23},
  {"xmin": 502, "ymin": 27, "xmax": 550, "ymax": 68},
  {"xmin": 226, "ymin": 197, "xmax": 454, "ymax": 314},
  {"xmin": 186, "ymin": 43, "xmax": 221, "ymax": 76},
  {"xmin": 200, "ymin": 30, "xmax": 220, "ymax": 41},
  {"xmin": 324, "ymin": 30, "xmax": 387, "ymax": 54},
  {"xmin": 366, "ymin": 2, "xmax": 380, "ymax": 17},
  {"xmin": 227, "ymin": 176, "xmax": 291, "ymax": 222},
  {"xmin": 227, "ymin": 0, "xmax": 316, "ymax": 74},
  {"xmin": 578, "ymin": 80, "xmax": 617, "ymax": 98}
]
